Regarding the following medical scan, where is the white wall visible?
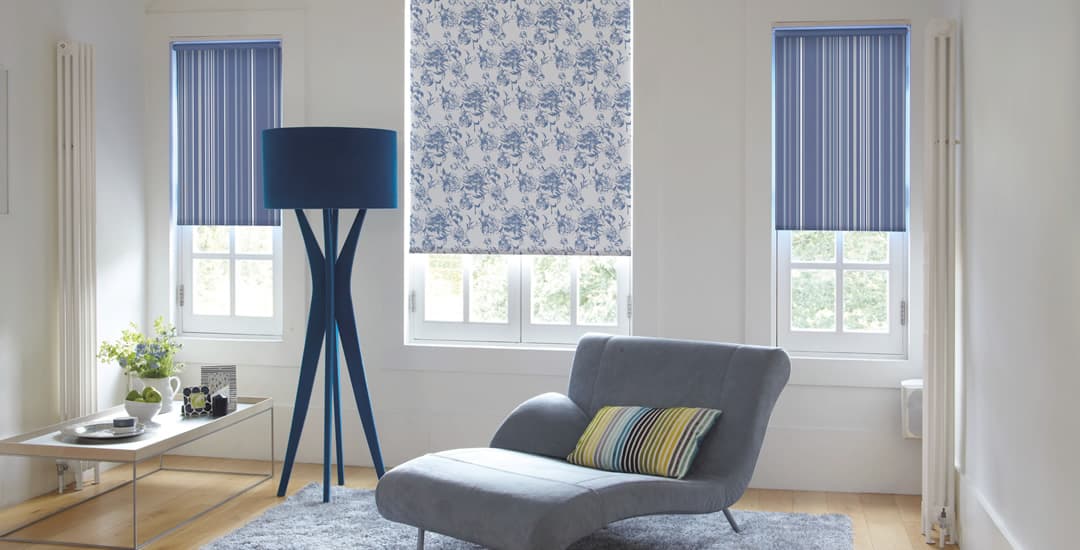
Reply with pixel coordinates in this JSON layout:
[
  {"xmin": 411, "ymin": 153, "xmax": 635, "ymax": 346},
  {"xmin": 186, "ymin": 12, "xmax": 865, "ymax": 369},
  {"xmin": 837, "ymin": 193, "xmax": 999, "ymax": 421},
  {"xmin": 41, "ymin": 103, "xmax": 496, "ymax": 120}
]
[
  {"xmin": 0, "ymin": 0, "xmax": 145, "ymax": 506},
  {"xmin": 149, "ymin": 0, "xmax": 939, "ymax": 494},
  {"xmin": 953, "ymin": 0, "xmax": 1080, "ymax": 547}
]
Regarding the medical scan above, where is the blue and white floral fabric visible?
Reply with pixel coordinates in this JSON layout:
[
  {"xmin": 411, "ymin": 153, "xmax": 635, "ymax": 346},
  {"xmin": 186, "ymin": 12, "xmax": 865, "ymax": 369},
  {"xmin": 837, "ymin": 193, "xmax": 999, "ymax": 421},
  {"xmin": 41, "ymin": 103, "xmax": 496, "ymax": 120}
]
[{"xmin": 409, "ymin": 0, "xmax": 632, "ymax": 256}]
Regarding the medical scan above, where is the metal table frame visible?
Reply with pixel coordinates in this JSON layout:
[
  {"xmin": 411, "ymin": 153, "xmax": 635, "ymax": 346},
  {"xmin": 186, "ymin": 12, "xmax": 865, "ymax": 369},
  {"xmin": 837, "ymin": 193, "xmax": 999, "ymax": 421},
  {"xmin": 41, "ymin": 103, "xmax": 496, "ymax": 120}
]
[{"xmin": 0, "ymin": 397, "xmax": 274, "ymax": 549}]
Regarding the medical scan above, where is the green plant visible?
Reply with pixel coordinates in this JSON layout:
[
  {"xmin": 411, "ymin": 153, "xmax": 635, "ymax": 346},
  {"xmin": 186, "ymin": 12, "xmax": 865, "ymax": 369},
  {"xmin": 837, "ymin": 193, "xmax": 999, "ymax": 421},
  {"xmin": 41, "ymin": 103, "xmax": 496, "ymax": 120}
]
[{"xmin": 98, "ymin": 317, "xmax": 183, "ymax": 379}]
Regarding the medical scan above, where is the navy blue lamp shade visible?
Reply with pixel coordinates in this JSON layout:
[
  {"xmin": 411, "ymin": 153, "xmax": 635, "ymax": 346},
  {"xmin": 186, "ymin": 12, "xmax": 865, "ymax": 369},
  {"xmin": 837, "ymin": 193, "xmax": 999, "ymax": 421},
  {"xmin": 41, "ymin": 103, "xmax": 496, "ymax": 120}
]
[
  {"xmin": 262, "ymin": 127, "xmax": 398, "ymax": 209},
  {"xmin": 262, "ymin": 126, "xmax": 397, "ymax": 503}
]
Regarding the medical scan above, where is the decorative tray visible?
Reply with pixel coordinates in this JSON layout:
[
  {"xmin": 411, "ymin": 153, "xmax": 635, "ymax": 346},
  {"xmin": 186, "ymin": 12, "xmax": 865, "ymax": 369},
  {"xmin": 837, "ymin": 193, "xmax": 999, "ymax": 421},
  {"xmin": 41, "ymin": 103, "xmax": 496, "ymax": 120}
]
[{"xmin": 61, "ymin": 422, "xmax": 147, "ymax": 440}]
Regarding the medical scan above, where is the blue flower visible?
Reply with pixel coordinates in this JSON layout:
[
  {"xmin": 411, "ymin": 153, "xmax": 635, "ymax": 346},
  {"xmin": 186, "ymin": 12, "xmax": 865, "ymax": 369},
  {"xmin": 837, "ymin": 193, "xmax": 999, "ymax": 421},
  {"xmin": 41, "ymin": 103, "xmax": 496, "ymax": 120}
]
[
  {"xmin": 616, "ymin": 169, "xmax": 632, "ymax": 192},
  {"xmin": 478, "ymin": 47, "xmax": 498, "ymax": 70},
  {"xmin": 514, "ymin": 6, "xmax": 534, "ymax": 29},
  {"xmin": 578, "ymin": 209, "xmax": 604, "ymax": 241},
  {"xmin": 537, "ymin": 86, "xmax": 564, "ymax": 121},
  {"xmin": 499, "ymin": 44, "xmax": 527, "ymax": 82},
  {"xmin": 613, "ymin": 6, "xmax": 631, "ymax": 33},
  {"xmin": 480, "ymin": 211, "xmax": 501, "ymax": 235},
  {"xmin": 440, "ymin": 172, "xmax": 461, "ymax": 193},
  {"xmin": 555, "ymin": 129, "xmax": 575, "ymax": 152},
  {"xmin": 575, "ymin": 127, "xmax": 605, "ymax": 167},
  {"xmin": 424, "ymin": 128, "xmax": 450, "ymax": 161},
  {"xmin": 533, "ymin": 6, "xmax": 561, "ymax": 44},
  {"xmin": 501, "ymin": 211, "xmax": 526, "ymax": 244},
  {"xmin": 517, "ymin": 172, "xmax": 536, "ymax": 193},
  {"xmin": 460, "ymin": 168, "xmax": 490, "ymax": 208},
  {"xmin": 591, "ymin": 6, "xmax": 611, "ymax": 28},
  {"xmin": 422, "ymin": 45, "xmax": 449, "ymax": 78},
  {"xmin": 575, "ymin": 44, "xmax": 600, "ymax": 77},
  {"xmin": 479, "ymin": 129, "xmax": 499, "ymax": 152},
  {"xmin": 554, "ymin": 46, "xmax": 574, "ymax": 70},
  {"xmin": 423, "ymin": 211, "xmax": 452, "ymax": 244},
  {"xmin": 557, "ymin": 213, "xmax": 578, "ymax": 235},
  {"xmin": 458, "ymin": 5, "xmax": 488, "ymax": 44},
  {"xmin": 498, "ymin": 127, "xmax": 527, "ymax": 167},
  {"xmin": 516, "ymin": 89, "xmax": 537, "ymax": 111},
  {"xmin": 461, "ymin": 87, "xmax": 488, "ymax": 120},
  {"xmin": 439, "ymin": 89, "xmax": 460, "ymax": 112},
  {"xmin": 437, "ymin": 5, "xmax": 457, "ymax": 29},
  {"xmin": 594, "ymin": 172, "xmax": 613, "ymax": 193},
  {"xmin": 538, "ymin": 168, "xmax": 566, "ymax": 200}
]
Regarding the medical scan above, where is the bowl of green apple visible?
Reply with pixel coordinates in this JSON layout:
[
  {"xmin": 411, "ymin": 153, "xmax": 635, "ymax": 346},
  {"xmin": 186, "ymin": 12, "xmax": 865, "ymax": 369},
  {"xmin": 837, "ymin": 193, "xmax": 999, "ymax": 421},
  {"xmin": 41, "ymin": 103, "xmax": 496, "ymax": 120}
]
[{"xmin": 124, "ymin": 387, "xmax": 163, "ymax": 423}]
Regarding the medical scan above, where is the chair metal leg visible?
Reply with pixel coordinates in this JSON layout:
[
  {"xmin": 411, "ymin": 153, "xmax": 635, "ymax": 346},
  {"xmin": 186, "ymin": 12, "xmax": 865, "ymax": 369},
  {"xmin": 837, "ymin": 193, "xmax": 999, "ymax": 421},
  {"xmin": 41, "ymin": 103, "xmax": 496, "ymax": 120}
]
[
  {"xmin": 416, "ymin": 527, "xmax": 425, "ymax": 550},
  {"xmin": 723, "ymin": 507, "xmax": 741, "ymax": 533}
]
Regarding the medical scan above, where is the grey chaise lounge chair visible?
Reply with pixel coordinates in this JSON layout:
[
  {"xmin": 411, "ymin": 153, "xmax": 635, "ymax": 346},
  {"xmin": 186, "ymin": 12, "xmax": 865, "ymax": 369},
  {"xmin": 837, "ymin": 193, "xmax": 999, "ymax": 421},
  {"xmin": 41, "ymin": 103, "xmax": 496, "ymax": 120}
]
[{"xmin": 376, "ymin": 334, "xmax": 791, "ymax": 549}]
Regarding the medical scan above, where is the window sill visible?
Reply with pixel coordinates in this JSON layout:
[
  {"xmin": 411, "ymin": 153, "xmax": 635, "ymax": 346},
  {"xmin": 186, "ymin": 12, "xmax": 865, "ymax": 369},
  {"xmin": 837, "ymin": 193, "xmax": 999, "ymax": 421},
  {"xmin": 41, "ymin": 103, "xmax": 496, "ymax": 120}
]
[
  {"xmin": 176, "ymin": 332, "xmax": 301, "ymax": 369},
  {"xmin": 393, "ymin": 340, "xmax": 575, "ymax": 376},
  {"xmin": 787, "ymin": 354, "xmax": 921, "ymax": 389},
  {"xmin": 179, "ymin": 333, "xmax": 283, "ymax": 343},
  {"xmin": 406, "ymin": 339, "xmax": 576, "ymax": 352}
]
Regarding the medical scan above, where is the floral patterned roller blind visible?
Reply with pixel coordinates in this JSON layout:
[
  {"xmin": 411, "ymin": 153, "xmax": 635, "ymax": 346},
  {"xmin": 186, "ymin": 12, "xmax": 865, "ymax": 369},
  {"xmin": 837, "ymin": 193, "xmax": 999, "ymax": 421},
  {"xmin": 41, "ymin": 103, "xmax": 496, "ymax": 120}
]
[{"xmin": 409, "ymin": 0, "xmax": 632, "ymax": 255}]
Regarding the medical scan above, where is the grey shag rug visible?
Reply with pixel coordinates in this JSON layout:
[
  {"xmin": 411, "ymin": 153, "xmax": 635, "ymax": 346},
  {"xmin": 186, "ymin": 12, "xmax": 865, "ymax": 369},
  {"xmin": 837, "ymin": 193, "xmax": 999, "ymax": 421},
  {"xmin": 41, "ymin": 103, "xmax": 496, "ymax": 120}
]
[{"xmin": 205, "ymin": 483, "xmax": 852, "ymax": 549}]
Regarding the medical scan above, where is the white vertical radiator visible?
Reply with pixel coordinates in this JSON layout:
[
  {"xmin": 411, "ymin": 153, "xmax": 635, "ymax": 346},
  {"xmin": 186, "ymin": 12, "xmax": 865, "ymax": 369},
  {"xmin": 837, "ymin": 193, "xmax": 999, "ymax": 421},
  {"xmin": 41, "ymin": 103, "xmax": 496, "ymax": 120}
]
[
  {"xmin": 922, "ymin": 20, "xmax": 960, "ymax": 547},
  {"xmin": 56, "ymin": 41, "xmax": 97, "ymax": 423}
]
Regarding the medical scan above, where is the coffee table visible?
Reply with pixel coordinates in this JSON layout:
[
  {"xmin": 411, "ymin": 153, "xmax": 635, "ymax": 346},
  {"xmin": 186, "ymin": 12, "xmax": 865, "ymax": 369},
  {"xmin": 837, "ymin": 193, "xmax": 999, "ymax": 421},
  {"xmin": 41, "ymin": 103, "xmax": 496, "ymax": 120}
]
[{"xmin": 0, "ymin": 396, "xmax": 273, "ymax": 549}]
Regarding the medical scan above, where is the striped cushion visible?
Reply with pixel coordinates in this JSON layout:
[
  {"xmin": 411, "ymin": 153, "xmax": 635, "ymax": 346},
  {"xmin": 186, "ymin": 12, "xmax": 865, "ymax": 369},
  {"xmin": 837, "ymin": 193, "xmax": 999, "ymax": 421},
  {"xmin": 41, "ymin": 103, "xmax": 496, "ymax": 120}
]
[{"xmin": 566, "ymin": 406, "xmax": 722, "ymax": 479}]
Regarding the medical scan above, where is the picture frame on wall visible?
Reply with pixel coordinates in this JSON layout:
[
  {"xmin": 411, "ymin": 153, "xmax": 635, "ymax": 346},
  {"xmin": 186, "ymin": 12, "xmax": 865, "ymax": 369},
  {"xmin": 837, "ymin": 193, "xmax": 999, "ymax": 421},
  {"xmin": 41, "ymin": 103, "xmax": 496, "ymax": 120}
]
[
  {"xmin": 200, "ymin": 365, "xmax": 237, "ymax": 413},
  {"xmin": 0, "ymin": 66, "xmax": 9, "ymax": 215}
]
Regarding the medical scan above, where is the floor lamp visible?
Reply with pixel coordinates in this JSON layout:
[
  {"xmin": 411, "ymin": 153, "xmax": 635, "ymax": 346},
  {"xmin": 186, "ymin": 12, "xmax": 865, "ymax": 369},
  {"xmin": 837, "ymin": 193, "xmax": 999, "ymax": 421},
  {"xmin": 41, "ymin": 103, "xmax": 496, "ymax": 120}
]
[{"xmin": 262, "ymin": 127, "xmax": 397, "ymax": 502}]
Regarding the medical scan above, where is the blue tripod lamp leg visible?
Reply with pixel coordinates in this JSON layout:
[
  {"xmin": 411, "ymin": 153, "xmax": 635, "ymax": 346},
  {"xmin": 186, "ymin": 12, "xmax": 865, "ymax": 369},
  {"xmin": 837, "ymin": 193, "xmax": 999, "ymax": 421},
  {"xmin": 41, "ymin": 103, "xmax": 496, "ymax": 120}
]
[
  {"xmin": 336, "ymin": 209, "xmax": 386, "ymax": 477},
  {"xmin": 277, "ymin": 210, "xmax": 327, "ymax": 497}
]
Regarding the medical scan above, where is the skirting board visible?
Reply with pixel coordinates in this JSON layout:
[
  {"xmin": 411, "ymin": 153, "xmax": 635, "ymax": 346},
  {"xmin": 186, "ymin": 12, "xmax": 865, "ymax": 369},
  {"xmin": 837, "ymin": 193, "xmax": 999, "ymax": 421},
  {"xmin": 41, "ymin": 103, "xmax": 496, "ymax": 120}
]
[{"xmin": 958, "ymin": 473, "xmax": 1022, "ymax": 550}]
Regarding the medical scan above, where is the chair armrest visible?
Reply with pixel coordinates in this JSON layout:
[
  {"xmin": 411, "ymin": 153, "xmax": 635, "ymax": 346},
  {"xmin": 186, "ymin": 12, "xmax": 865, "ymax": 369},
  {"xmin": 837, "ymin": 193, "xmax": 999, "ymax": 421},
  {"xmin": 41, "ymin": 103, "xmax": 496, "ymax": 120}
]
[{"xmin": 490, "ymin": 392, "xmax": 590, "ymax": 459}]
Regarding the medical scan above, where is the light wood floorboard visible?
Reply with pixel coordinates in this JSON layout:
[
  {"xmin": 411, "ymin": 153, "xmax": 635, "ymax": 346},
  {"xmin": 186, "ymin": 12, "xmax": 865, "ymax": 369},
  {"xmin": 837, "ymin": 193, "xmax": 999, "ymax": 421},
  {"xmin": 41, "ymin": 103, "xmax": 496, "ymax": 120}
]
[{"xmin": 0, "ymin": 457, "xmax": 956, "ymax": 549}]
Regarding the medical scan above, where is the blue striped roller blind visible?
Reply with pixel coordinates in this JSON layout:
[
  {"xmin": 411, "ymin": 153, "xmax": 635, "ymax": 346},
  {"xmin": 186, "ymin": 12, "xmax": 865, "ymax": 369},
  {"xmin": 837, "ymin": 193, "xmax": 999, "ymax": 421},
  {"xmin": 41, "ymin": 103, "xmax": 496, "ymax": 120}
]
[
  {"xmin": 774, "ymin": 27, "xmax": 908, "ymax": 232},
  {"xmin": 174, "ymin": 41, "xmax": 282, "ymax": 226}
]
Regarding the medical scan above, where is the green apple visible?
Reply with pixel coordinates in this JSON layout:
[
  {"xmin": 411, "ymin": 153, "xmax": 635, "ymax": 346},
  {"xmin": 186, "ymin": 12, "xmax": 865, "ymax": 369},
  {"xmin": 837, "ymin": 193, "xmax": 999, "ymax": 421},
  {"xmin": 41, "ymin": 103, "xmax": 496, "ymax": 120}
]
[
  {"xmin": 142, "ymin": 387, "xmax": 163, "ymax": 403},
  {"xmin": 125, "ymin": 390, "xmax": 142, "ymax": 401}
]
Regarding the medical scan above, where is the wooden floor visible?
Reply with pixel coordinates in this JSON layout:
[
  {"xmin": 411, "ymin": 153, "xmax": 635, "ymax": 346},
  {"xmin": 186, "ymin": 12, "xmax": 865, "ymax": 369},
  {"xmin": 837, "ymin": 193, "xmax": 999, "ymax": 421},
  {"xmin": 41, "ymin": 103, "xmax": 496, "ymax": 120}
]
[{"xmin": 0, "ymin": 457, "xmax": 956, "ymax": 550}]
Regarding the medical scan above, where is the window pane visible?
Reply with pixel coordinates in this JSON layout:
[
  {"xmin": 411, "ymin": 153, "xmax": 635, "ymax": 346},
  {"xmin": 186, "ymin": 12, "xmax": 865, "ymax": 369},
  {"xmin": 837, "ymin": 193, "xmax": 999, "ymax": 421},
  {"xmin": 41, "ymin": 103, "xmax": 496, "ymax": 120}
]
[
  {"xmin": 469, "ymin": 255, "xmax": 508, "ymax": 323},
  {"xmin": 842, "ymin": 232, "xmax": 889, "ymax": 263},
  {"xmin": 578, "ymin": 257, "xmax": 618, "ymax": 326},
  {"xmin": 843, "ymin": 270, "xmax": 889, "ymax": 332},
  {"xmin": 192, "ymin": 259, "xmax": 230, "ymax": 315},
  {"xmin": 193, "ymin": 226, "xmax": 229, "ymax": 254},
  {"xmin": 236, "ymin": 226, "xmax": 274, "ymax": 255},
  {"xmin": 531, "ymin": 256, "xmax": 571, "ymax": 325},
  {"xmin": 425, "ymin": 255, "xmax": 464, "ymax": 322},
  {"xmin": 790, "ymin": 269, "xmax": 836, "ymax": 330},
  {"xmin": 791, "ymin": 231, "xmax": 836, "ymax": 263},
  {"xmin": 235, "ymin": 259, "xmax": 274, "ymax": 318}
]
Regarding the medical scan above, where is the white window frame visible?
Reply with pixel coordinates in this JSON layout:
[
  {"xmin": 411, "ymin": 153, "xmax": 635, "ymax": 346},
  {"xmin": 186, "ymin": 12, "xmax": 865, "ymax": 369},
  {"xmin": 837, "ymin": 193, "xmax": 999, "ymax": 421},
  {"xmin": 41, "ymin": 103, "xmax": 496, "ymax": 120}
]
[
  {"xmin": 409, "ymin": 254, "xmax": 631, "ymax": 346},
  {"xmin": 776, "ymin": 231, "xmax": 907, "ymax": 358},
  {"xmin": 178, "ymin": 226, "xmax": 284, "ymax": 337},
  {"xmin": 409, "ymin": 255, "xmax": 523, "ymax": 343},
  {"xmin": 522, "ymin": 256, "xmax": 632, "ymax": 345}
]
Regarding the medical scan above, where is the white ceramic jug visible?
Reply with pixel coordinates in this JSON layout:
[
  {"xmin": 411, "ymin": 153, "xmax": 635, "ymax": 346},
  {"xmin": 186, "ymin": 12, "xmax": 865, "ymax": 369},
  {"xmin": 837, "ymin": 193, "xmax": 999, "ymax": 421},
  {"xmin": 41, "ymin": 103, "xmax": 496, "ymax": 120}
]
[{"xmin": 137, "ymin": 376, "xmax": 182, "ymax": 414}]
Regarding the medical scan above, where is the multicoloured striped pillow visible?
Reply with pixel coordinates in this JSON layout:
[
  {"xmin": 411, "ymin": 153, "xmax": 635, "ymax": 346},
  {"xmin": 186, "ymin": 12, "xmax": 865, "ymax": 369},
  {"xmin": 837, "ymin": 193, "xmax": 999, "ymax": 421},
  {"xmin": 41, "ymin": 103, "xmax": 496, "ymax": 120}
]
[{"xmin": 566, "ymin": 406, "xmax": 722, "ymax": 479}]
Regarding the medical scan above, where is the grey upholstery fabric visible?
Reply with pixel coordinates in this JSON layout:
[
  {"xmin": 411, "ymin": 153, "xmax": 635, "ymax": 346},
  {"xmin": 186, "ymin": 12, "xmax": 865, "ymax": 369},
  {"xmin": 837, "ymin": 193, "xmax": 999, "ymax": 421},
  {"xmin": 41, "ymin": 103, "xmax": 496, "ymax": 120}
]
[
  {"xmin": 376, "ymin": 335, "xmax": 791, "ymax": 550},
  {"xmin": 490, "ymin": 392, "xmax": 590, "ymax": 459}
]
